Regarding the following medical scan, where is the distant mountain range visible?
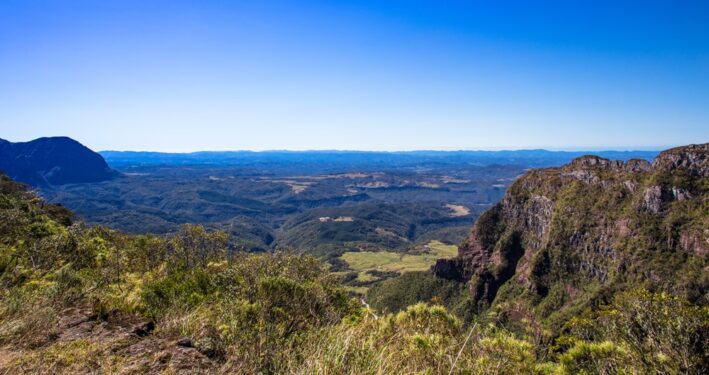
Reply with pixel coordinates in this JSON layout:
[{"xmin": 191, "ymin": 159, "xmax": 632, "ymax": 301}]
[
  {"xmin": 0, "ymin": 135, "xmax": 662, "ymax": 185},
  {"xmin": 100, "ymin": 149, "xmax": 660, "ymax": 172},
  {"xmin": 0, "ymin": 137, "xmax": 117, "ymax": 186}
]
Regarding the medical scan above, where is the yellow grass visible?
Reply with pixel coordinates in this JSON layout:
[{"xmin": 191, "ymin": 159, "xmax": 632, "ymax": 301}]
[{"xmin": 340, "ymin": 241, "xmax": 458, "ymax": 274}]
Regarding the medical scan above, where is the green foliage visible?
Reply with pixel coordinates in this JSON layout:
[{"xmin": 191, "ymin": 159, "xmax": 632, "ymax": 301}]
[
  {"xmin": 462, "ymin": 153, "xmax": 709, "ymax": 345},
  {"xmin": 145, "ymin": 253, "xmax": 355, "ymax": 371},
  {"xmin": 474, "ymin": 204, "xmax": 505, "ymax": 248},
  {"xmin": 1, "ymin": 173, "xmax": 707, "ymax": 374},
  {"xmin": 562, "ymin": 289, "xmax": 709, "ymax": 374},
  {"xmin": 558, "ymin": 340, "xmax": 634, "ymax": 375},
  {"xmin": 293, "ymin": 304, "xmax": 564, "ymax": 374},
  {"xmin": 338, "ymin": 240, "xmax": 457, "ymax": 280},
  {"xmin": 165, "ymin": 224, "xmax": 228, "ymax": 272},
  {"xmin": 367, "ymin": 271, "xmax": 474, "ymax": 320},
  {"xmin": 42, "ymin": 162, "xmax": 515, "ymax": 256}
]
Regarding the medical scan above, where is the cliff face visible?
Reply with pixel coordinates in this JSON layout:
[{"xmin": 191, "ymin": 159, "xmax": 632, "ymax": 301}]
[
  {"xmin": 0, "ymin": 137, "xmax": 117, "ymax": 186},
  {"xmin": 433, "ymin": 143, "xmax": 708, "ymax": 323}
]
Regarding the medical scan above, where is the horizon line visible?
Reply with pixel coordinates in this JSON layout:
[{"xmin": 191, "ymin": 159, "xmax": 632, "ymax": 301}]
[
  {"xmin": 1, "ymin": 136, "xmax": 691, "ymax": 154},
  {"xmin": 98, "ymin": 147, "xmax": 667, "ymax": 154}
]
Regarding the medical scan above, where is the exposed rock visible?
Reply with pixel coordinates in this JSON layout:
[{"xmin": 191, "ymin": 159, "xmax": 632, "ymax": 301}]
[
  {"xmin": 569, "ymin": 155, "xmax": 613, "ymax": 169},
  {"xmin": 642, "ymin": 186, "xmax": 668, "ymax": 213},
  {"xmin": 119, "ymin": 336, "xmax": 214, "ymax": 374},
  {"xmin": 2, "ymin": 304, "xmax": 217, "ymax": 374},
  {"xmin": 671, "ymin": 187, "xmax": 692, "ymax": 201},
  {"xmin": 641, "ymin": 185, "xmax": 693, "ymax": 213},
  {"xmin": 177, "ymin": 337, "xmax": 194, "ymax": 348},
  {"xmin": 623, "ymin": 180, "xmax": 637, "ymax": 192},
  {"xmin": 680, "ymin": 231, "xmax": 709, "ymax": 257},
  {"xmin": 132, "ymin": 321, "xmax": 155, "ymax": 337},
  {"xmin": 563, "ymin": 169, "xmax": 599, "ymax": 184},
  {"xmin": 652, "ymin": 143, "xmax": 709, "ymax": 177},
  {"xmin": 520, "ymin": 195, "xmax": 553, "ymax": 241},
  {"xmin": 563, "ymin": 155, "xmax": 650, "ymax": 184},
  {"xmin": 625, "ymin": 159, "xmax": 652, "ymax": 173},
  {"xmin": 433, "ymin": 194, "xmax": 542, "ymax": 303},
  {"xmin": 194, "ymin": 336, "xmax": 223, "ymax": 359},
  {"xmin": 578, "ymin": 259, "xmax": 608, "ymax": 283},
  {"xmin": 431, "ymin": 258, "xmax": 470, "ymax": 282}
]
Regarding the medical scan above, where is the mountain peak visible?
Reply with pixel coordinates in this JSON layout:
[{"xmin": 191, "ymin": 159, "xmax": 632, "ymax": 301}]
[
  {"xmin": 0, "ymin": 137, "xmax": 117, "ymax": 186},
  {"xmin": 568, "ymin": 154, "xmax": 614, "ymax": 168}
]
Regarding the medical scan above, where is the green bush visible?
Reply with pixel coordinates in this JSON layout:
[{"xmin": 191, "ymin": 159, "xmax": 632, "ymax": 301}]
[
  {"xmin": 367, "ymin": 271, "xmax": 474, "ymax": 320},
  {"xmin": 563, "ymin": 290, "xmax": 709, "ymax": 374}
]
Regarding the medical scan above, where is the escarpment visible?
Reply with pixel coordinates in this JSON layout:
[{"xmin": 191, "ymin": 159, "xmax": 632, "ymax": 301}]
[{"xmin": 433, "ymin": 143, "xmax": 709, "ymax": 320}]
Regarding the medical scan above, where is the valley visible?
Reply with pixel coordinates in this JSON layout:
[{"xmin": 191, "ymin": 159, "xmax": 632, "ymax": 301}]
[
  {"xmin": 40, "ymin": 163, "xmax": 518, "ymax": 254},
  {"xmin": 37, "ymin": 148, "xmax": 661, "ymax": 293},
  {"xmin": 40, "ymin": 161, "xmax": 517, "ymax": 293},
  {"xmin": 0, "ymin": 143, "xmax": 705, "ymax": 374}
]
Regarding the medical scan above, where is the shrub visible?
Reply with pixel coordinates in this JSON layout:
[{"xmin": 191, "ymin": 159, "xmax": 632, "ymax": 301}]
[{"xmin": 563, "ymin": 290, "xmax": 709, "ymax": 374}]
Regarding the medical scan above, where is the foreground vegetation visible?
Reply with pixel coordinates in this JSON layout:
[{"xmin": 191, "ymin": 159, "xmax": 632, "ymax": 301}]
[{"xmin": 0, "ymin": 174, "xmax": 706, "ymax": 374}]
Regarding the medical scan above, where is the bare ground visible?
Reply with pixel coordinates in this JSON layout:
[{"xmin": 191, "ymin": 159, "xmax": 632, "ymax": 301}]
[{"xmin": 0, "ymin": 305, "xmax": 216, "ymax": 374}]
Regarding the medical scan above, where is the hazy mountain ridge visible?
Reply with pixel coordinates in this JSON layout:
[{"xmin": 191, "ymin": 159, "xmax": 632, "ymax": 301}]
[{"xmin": 100, "ymin": 149, "xmax": 660, "ymax": 170}]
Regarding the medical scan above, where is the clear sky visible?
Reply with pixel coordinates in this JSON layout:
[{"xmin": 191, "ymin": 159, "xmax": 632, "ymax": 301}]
[{"xmin": 1, "ymin": 0, "xmax": 707, "ymax": 152}]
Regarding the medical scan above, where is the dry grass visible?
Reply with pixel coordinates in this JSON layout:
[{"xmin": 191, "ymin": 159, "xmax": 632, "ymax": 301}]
[{"xmin": 340, "ymin": 241, "xmax": 458, "ymax": 275}]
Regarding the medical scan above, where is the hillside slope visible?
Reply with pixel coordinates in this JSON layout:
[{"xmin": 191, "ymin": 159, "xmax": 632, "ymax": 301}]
[
  {"xmin": 432, "ymin": 143, "xmax": 708, "ymax": 327},
  {"xmin": 0, "ymin": 137, "xmax": 116, "ymax": 185}
]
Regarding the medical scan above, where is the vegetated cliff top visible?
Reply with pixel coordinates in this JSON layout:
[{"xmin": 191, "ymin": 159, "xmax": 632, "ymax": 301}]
[
  {"xmin": 651, "ymin": 142, "xmax": 709, "ymax": 176},
  {"xmin": 432, "ymin": 142, "xmax": 708, "ymax": 327},
  {"xmin": 0, "ymin": 136, "xmax": 117, "ymax": 186},
  {"xmin": 565, "ymin": 142, "xmax": 708, "ymax": 176}
]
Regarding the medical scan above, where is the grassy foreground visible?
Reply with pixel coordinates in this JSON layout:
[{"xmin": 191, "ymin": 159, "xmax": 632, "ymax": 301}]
[{"xmin": 0, "ymin": 174, "xmax": 707, "ymax": 374}]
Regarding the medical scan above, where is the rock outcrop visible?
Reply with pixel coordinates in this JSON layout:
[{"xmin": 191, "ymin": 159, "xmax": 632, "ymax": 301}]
[
  {"xmin": 652, "ymin": 143, "xmax": 709, "ymax": 177},
  {"xmin": 433, "ymin": 143, "xmax": 709, "ymax": 320},
  {"xmin": 0, "ymin": 137, "xmax": 117, "ymax": 186}
]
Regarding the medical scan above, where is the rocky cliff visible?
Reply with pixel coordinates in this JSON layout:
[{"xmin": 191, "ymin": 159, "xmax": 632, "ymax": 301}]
[
  {"xmin": 433, "ymin": 143, "xmax": 708, "ymax": 325},
  {"xmin": 0, "ymin": 137, "xmax": 117, "ymax": 186}
]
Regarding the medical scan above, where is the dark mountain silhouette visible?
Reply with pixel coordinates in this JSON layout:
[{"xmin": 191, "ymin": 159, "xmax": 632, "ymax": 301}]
[{"xmin": 0, "ymin": 137, "xmax": 117, "ymax": 186}]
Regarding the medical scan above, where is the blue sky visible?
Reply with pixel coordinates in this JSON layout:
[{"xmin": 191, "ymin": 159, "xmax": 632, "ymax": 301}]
[{"xmin": 0, "ymin": 0, "xmax": 707, "ymax": 151}]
